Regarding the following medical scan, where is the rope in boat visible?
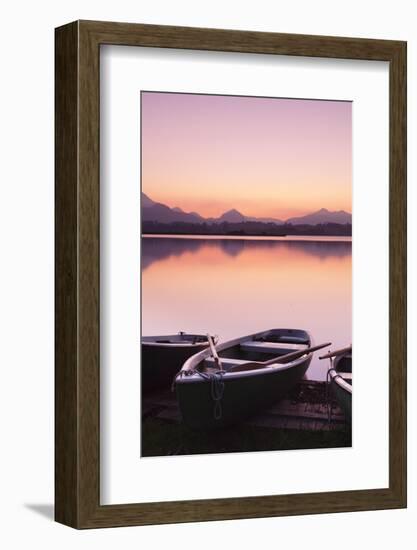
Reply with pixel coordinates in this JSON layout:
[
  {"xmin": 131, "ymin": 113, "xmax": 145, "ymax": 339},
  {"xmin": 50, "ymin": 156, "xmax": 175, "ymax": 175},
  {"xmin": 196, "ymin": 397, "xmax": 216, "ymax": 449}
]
[
  {"xmin": 195, "ymin": 370, "xmax": 225, "ymax": 420},
  {"xmin": 171, "ymin": 333, "xmax": 224, "ymax": 420}
]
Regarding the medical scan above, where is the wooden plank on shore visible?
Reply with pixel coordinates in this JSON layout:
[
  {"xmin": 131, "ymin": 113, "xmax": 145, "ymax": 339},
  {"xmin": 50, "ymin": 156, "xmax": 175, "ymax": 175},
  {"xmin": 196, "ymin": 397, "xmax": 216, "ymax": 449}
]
[
  {"xmin": 155, "ymin": 407, "xmax": 182, "ymax": 423},
  {"xmin": 266, "ymin": 404, "xmax": 345, "ymax": 422},
  {"xmin": 142, "ymin": 380, "xmax": 349, "ymax": 432},
  {"xmin": 246, "ymin": 415, "xmax": 289, "ymax": 429}
]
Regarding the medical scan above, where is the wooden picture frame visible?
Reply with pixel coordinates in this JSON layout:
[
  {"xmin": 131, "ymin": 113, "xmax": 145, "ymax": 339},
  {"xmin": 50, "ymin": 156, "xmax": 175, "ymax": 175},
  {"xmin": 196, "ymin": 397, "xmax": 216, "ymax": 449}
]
[{"xmin": 55, "ymin": 20, "xmax": 407, "ymax": 529}]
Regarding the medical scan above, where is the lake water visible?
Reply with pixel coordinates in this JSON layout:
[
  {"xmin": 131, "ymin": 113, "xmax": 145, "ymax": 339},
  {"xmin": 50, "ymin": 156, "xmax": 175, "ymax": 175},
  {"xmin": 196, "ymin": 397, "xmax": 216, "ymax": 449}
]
[{"xmin": 142, "ymin": 235, "xmax": 351, "ymax": 380}]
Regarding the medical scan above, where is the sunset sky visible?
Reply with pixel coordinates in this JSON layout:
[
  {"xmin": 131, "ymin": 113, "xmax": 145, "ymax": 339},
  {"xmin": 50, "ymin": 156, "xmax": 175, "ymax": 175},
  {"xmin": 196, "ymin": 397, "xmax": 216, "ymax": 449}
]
[{"xmin": 141, "ymin": 92, "xmax": 352, "ymax": 219}]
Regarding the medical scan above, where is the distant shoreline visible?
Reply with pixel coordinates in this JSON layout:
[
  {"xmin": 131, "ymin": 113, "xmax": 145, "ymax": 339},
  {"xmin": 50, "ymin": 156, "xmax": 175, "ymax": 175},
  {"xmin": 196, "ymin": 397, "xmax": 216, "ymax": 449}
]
[
  {"xmin": 142, "ymin": 231, "xmax": 288, "ymax": 237},
  {"xmin": 142, "ymin": 233, "xmax": 352, "ymax": 242},
  {"xmin": 142, "ymin": 220, "xmax": 352, "ymax": 238}
]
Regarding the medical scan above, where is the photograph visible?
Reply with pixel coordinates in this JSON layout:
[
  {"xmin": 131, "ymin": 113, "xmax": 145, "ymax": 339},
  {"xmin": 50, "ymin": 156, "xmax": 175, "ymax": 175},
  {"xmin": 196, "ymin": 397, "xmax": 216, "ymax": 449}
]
[{"xmin": 140, "ymin": 91, "xmax": 352, "ymax": 457}]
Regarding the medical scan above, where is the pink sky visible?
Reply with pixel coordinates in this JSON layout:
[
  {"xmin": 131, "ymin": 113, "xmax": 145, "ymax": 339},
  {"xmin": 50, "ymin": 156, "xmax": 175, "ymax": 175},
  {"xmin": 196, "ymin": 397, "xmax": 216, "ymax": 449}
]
[{"xmin": 141, "ymin": 92, "xmax": 352, "ymax": 219}]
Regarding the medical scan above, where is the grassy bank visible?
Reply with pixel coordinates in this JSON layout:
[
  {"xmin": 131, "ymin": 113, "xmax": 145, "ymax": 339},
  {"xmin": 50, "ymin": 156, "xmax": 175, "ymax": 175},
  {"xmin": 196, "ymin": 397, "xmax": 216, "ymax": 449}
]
[{"xmin": 142, "ymin": 417, "xmax": 351, "ymax": 457}]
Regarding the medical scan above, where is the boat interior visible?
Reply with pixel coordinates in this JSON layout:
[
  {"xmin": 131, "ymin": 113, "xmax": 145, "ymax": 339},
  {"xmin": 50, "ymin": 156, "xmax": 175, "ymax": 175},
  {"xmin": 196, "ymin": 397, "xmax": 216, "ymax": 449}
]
[
  {"xmin": 201, "ymin": 332, "xmax": 310, "ymax": 373},
  {"xmin": 336, "ymin": 354, "xmax": 352, "ymax": 372},
  {"xmin": 334, "ymin": 353, "xmax": 352, "ymax": 386},
  {"xmin": 142, "ymin": 333, "xmax": 209, "ymax": 345}
]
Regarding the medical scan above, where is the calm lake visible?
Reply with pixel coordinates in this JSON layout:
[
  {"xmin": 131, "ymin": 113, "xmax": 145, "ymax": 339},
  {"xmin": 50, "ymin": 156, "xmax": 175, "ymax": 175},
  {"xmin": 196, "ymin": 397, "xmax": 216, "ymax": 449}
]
[{"xmin": 142, "ymin": 235, "xmax": 351, "ymax": 381}]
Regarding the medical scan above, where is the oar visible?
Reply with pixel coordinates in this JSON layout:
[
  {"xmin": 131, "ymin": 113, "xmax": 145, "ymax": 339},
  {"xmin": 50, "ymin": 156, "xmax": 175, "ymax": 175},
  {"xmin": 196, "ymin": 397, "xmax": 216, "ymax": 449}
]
[
  {"xmin": 229, "ymin": 342, "xmax": 331, "ymax": 373},
  {"xmin": 207, "ymin": 333, "xmax": 223, "ymax": 371},
  {"xmin": 319, "ymin": 345, "xmax": 352, "ymax": 360}
]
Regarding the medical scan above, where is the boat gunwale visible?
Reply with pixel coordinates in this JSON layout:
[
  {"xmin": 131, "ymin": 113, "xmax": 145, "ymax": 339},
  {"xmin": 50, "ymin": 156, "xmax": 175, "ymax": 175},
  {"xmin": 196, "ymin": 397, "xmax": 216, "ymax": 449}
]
[
  {"xmin": 142, "ymin": 334, "xmax": 213, "ymax": 348},
  {"xmin": 330, "ymin": 351, "xmax": 352, "ymax": 394},
  {"xmin": 142, "ymin": 341, "xmax": 209, "ymax": 348},
  {"xmin": 329, "ymin": 368, "xmax": 352, "ymax": 394}
]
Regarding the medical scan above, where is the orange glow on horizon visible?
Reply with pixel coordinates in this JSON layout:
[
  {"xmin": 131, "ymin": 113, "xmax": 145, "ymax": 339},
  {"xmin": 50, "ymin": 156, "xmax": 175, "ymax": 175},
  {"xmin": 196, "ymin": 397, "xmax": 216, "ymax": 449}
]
[{"xmin": 146, "ymin": 180, "xmax": 352, "ymax": 219}]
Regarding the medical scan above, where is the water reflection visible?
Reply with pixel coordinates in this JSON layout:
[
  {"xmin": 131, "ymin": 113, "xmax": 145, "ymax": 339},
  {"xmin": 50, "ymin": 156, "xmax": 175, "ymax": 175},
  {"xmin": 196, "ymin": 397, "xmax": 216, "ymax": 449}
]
[
  {"xmin": 142, "ymin": 235, "xmax": 351, "ymax": 381},
  {"xmin": 142, "ymin": 236, "xmax": 352, "ymax": 270}
]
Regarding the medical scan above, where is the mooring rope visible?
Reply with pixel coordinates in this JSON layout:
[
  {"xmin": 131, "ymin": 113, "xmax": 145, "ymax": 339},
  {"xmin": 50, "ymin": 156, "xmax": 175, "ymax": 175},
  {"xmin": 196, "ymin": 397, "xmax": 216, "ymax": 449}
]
[
  {"xmin": 190, "ymin": 370, "xmax": 226, "ymax": 420},
  {"xmin": 326, "ymin": 358, "xmax": 335, "ymax": 423}
]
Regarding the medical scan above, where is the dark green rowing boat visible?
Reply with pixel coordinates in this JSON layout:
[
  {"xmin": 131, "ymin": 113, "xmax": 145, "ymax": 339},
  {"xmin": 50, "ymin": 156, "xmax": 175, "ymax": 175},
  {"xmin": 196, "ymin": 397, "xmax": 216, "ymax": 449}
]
[
  {"xmin": 329, "ymin": 349, "xmax": 352, "ymax": 419},
  {"xmin": 320, "ymin": 345, "xmax": 352, "ymax": 421},
  {"xmin": 175, "ymin": 329, "xmax": 329, "ymax": 429},
  {"xmin": 141, "ymin": 333, "xmax": 215, "ymax": 394}
]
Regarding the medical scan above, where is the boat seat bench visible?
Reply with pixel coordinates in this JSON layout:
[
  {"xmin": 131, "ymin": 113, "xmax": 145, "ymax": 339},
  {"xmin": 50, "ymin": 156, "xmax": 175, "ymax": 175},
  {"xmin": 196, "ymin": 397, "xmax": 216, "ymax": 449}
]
[
  {"xmin": 240, "ymin": 341, "xmax": 307, "ymax": 354},
  {"xmin": 204, "ymin": 357, "xmax": 249, "ymax": 368},
  {"xmin": 254, "ymin": 336, "xmax": 310, "ymax": 345}
]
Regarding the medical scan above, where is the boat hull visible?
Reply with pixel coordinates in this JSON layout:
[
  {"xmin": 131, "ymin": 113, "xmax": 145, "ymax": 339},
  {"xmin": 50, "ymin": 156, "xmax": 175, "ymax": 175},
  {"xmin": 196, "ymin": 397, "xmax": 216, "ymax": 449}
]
[
  {"xmin": 142, "ymin": 339, "xmax": 209, "ymax": 394},
  {"xmin": 330, "ymin": 379, "xmax": 352, "ymax": 419},
  {"xmin": 176, "ymin": 357, "xmax": 311, "ymax": 429}
]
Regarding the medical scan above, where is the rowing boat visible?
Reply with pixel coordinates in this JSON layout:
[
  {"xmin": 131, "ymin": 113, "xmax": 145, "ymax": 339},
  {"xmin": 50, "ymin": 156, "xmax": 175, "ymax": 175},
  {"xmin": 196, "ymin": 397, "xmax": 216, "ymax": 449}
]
[
  {"xmin": 141, "ymin": 333, "xmax": 215, "ymax": 394},
  {"xmin": 174, "ymin": 328, "xmax": 327, "ymax": 429},
  {"xmin": 329, "ymin": 349, "xmax": 352, "ymax": 419},
  {"xmin": 320, "ymin": 346, "xmax": 352, "ymax": 420}
]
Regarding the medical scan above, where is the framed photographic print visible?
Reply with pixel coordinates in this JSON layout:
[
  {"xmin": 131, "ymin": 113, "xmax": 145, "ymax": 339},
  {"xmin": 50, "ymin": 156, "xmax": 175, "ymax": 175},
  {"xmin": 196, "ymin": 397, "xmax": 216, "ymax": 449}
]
[{"xmin": 55, "ymin": 20, "xmax": 406, "ymax": 528}]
